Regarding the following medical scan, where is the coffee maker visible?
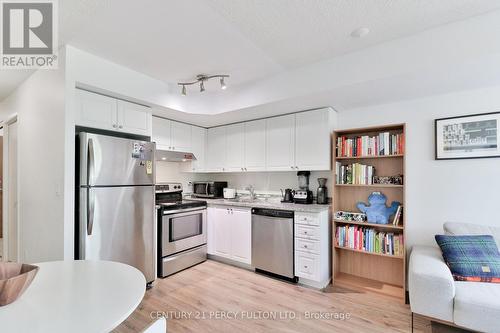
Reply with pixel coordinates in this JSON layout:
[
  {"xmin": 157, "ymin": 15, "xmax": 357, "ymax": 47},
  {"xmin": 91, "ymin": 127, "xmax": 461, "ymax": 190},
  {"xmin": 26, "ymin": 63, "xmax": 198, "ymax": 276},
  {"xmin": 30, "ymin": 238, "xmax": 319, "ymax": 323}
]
[
  {"xmin": 294, "ymin": 171, "xmax": 314, "ymax": 204},
  {"xmin": 316, "ymin": 178, "xmax": 328, "ymax": 204}
]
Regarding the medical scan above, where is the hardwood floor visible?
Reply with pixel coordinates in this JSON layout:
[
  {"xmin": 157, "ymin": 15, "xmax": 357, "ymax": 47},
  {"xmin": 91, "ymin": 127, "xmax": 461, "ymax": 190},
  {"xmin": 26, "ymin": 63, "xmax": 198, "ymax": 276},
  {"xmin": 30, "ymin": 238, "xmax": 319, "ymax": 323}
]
[{"xmin": 114, "ymin": 260, "xmax": 437, "ymax": 333}]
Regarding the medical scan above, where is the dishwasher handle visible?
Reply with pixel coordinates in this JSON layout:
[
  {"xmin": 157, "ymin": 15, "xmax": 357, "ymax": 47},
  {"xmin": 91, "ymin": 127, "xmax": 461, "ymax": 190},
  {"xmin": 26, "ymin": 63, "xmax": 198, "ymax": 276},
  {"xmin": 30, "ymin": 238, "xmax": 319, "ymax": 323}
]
[{"xmin": 251, "ymin": 208, "xmax": 294, "ymax": 219}]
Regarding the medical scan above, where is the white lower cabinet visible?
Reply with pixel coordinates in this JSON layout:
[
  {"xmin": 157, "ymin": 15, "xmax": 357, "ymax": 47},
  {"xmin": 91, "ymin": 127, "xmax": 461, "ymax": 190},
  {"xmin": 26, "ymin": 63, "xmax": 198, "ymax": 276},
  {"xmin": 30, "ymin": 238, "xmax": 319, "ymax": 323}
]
[
  {"xmin": 207, "ymin": 206, "xmax": 251, "ymax": 265},
  {"xmin": 294, "ymin": 211, "xmax": 330, "ymax": 288}
]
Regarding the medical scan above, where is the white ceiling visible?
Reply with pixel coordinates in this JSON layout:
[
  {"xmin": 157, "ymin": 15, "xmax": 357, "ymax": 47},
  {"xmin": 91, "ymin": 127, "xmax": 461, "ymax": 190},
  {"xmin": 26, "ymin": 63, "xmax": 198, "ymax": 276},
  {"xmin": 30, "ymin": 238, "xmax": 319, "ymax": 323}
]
[{"xmin": 3, "ymin": 0, "xmax": 500, "ymax": 114}]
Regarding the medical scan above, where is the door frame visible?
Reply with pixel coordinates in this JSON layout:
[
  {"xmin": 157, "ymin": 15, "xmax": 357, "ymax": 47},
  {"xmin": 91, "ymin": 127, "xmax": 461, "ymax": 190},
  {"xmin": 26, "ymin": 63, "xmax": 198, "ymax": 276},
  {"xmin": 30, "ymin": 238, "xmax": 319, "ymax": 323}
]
[{"xmin": 2, "ymin": 114, "xmax": 19, "ymax": 262}]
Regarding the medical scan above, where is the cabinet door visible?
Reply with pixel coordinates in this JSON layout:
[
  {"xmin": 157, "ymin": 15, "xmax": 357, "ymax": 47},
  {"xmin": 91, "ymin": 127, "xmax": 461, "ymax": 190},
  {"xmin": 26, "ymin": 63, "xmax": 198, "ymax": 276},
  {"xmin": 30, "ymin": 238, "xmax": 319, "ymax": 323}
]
[
  {"xmin": 266, "ymin": 114, "xmax": 295, "ymax": 171},
  {"xmin": 152, "ymin": 117, "xmax": 172, "ymax": 151},
  {"xmin": 206, "ymin": 126, "xmax": 226, "ymax": 172},
  {"xmin": 213, "ymin": 208, "xmax": 231, "ymax": 258},
  {"xmin": 76, "ymin": 89, "xmax": 117, "ymax": 131},
  {"xmin": 225, "ymin": 123, "xmax": 245, "ymax": 172},
  {"xmin": 244, "ymin": 119, "xmax": 266, "ymax": 171},
  {"xmin": 230, "ymin": 208, "xmax": 252, "ymax": 264},
  {"xmin": 191, "ymin": 126, "xmax": 206, "ymax": 172},
  {"xmin": 295, "ymin": 109, "xmax": 331, "ymax": 170},
  {"xmin": 117, "ymin": 100, "xmax": 152, "ymax": 136},
  {"xmin": 171, "ymin": 121, "xmax": 192, "ymax": 152}
]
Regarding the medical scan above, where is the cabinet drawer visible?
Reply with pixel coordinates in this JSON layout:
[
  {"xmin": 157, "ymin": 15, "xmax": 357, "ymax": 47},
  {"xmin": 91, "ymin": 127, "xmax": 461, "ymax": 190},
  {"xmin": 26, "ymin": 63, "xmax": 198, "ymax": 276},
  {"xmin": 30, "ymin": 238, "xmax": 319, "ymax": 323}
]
[
  {"xmin": 295, "ymin": 252, "xmax": 319, "ymax": 280},
  {"xmin": 295, "ymin": 238, "xmax": 320, "ymax": 254},
  {"xmin": 295, "ymin": 224, "xmax": 320, "ymax": 240},
  {"xmin": 295, "ymin": 213, "xmax": 319, "ymax": 226}
]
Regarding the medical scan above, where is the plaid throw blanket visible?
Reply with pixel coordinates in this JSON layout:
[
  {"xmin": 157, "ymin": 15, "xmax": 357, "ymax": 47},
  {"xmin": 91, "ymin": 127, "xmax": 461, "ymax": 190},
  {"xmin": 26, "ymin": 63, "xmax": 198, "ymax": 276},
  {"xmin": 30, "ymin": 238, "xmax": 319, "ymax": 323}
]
[{"xmin": 435, "ymin": 235, "xmax": 500, "ymax": 283}]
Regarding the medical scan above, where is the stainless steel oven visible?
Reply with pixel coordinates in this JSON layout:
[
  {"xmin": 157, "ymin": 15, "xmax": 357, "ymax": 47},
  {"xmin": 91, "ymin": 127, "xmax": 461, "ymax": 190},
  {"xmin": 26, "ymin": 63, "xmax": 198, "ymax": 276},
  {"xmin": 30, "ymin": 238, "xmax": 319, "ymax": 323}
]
[
  {"xmin": 161, "ymin": 207, "xmax": 207, "ymax": 257},
  {"xmin": 192, "ymin": 181, "xmax": 227, "ymax": 198}
]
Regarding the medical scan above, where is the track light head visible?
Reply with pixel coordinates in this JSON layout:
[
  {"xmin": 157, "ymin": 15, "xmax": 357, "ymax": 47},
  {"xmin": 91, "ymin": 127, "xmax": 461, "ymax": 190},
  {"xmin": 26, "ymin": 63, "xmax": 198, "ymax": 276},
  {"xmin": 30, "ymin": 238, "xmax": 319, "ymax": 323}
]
[
  {"xmin": 220, "ymin": 77, "xmax": 227, "ymax": 90},
  {"xmin": 181, "ymin": 85, "xmax": 186, "ymax": 96},
  {"xmin": 200, "ymin": 80, "xmax": 205, "ymax": 92}
]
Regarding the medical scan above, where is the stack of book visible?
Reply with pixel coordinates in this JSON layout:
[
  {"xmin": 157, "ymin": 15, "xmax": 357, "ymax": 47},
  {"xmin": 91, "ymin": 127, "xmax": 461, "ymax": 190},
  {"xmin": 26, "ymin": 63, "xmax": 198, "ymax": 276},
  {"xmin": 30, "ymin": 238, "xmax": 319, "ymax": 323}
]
[
  {"xmin": 335, "ymin": 225, "xmax": 404, "ymax": 256},
  {"xmin": 335, "ymin": 162, "xmax": 375, "ymax": 185},
  {"xmin": 336, "ymin": 132, "xmax": 405, "ymax": 157}
]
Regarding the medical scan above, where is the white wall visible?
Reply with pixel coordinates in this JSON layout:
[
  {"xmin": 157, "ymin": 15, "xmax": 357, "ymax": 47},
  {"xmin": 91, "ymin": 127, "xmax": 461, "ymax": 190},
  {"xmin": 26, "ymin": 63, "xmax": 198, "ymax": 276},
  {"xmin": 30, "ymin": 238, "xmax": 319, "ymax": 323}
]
[
  {"xmin": 339, "ymin": 85, "xmax": 500, "ymax": 248},
  {"xmin": 0, "ymin": 51, "xmax": 67, "ymax": 263}
]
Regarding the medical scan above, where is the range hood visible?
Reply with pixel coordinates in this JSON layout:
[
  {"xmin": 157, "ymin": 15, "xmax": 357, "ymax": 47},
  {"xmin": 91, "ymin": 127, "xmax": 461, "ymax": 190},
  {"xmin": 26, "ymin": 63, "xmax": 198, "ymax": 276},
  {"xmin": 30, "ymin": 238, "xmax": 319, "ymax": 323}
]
[{"xmin": 155, "ymin": 149, "xmax": 197, "ymax": 162}]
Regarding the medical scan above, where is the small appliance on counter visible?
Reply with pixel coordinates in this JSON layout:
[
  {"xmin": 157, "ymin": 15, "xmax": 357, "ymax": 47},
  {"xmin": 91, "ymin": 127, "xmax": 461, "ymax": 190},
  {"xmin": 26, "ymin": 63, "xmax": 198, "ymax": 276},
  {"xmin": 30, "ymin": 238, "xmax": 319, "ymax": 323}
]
[
  {"xmin": 281, "ymin": 188, "xmax": 295, "ymax": 203},
  {"xmin": 223, "ymin": 188, "xmax": 236, "ymax": 199},
  {"xmin": 192, "ymin": 181, "xmax": 228, "ymax": 198},
  {"xmin": 293, "ymin": 171, "xmax": 313, "ymax": 204},
  {"xmin": 316, "ymin": 178, "xmax": 329, "ymax": 204}
]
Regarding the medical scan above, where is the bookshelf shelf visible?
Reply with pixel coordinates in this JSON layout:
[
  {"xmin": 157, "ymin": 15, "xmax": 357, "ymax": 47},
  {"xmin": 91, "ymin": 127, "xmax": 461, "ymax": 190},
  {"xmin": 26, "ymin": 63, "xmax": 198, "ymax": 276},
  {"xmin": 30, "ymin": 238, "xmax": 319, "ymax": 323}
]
[
  {"xmin": 335, "ymin": 154, "xmax": 404, "ymax": 160},
  {"xmin": 333, "ymin": 219, "xmax": 404, "ymax": 230},
  {"xmin": 334, "ymin": 246, "xmax": 404, "ymax": 259},
  {"xmin": 332, "ymin": 123, "xmax": 406, "ymax": 302},
  {"xmin": 335, "ymin": 184, "xmax": 403, "ymax": 188}
]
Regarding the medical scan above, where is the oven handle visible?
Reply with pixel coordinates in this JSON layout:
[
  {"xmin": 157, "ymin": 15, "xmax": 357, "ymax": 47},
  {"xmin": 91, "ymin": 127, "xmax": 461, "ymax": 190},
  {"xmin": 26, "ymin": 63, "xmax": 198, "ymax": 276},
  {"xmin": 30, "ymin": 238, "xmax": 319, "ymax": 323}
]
[{"xmin": 163, "ymin": 207, "xmax": 207, "ymax": 215}]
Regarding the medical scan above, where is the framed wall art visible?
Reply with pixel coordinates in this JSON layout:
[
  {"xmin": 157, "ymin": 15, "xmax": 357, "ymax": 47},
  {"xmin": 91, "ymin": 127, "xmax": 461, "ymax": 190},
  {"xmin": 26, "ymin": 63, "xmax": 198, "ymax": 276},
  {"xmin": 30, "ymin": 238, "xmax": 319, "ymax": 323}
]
[{"xmin": 435, "ymin": 112, "xmax": 500, "ymax": 160}]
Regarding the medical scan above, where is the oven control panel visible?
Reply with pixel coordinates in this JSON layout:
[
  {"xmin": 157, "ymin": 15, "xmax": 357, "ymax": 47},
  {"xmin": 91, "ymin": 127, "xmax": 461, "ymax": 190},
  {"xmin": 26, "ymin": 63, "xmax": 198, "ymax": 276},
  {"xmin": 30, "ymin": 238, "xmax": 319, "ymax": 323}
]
[{"xmin": 155, "ymin": 183, "xmax": 182, "ymax": 193}]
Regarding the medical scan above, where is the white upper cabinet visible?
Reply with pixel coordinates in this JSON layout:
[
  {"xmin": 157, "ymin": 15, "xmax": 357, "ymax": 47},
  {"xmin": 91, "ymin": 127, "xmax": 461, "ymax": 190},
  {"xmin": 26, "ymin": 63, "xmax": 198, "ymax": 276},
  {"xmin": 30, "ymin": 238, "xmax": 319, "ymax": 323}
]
[
  {"xmin": 76, "ymin": 89, "xmax": 117, "ymax": 131},
  {"xmin": 171, "ymin": 121, "xmax": 192, "ymax": 152},
  {"xmin": 206, "ymin": 126, "xmax": 226, "ymax": 172},
  {"xmin": 295, "ymin": 108, "xmax": 332, "ymax": 170},
  {"xmin": 152, "ymin": 117, "xmax": 172, "ymax": 151},
  {"xmin": 266, "ymin": 114, "xmax": 296, "ymax": 171},
  {"xmin": 116, "ymin": 100, "xmax": 152, "ymax": 136},
  {"xmin": 244, "ymin": 119, "xmax": 266, "ymax": 171},
  {"xmin": 76, "ymin": 89, "xmax": 151, "ymax": 136},
  {"xmin": 225, "ymin": 123, "xmax": 245, "ymax": 172},
  {"xmin": 191, "ymin": 126, "xmax": 206, "ymax": 172}
]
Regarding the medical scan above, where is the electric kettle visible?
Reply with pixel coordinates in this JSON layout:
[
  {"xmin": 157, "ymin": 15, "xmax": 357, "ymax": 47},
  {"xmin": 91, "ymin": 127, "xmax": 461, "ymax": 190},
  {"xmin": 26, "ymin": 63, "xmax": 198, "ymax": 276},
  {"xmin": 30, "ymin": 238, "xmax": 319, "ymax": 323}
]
[{"xmin": 281, "ymin": 188, "xmax": 295, "ymax": 203}]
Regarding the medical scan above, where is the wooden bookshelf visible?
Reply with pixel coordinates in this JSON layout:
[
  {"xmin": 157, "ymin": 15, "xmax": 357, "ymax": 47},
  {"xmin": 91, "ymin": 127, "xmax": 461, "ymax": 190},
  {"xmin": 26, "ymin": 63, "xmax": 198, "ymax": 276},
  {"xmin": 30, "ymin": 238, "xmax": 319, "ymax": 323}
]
[{"xmin": 332, "ymin": 124, "xmax": 406, "ymax": 301}]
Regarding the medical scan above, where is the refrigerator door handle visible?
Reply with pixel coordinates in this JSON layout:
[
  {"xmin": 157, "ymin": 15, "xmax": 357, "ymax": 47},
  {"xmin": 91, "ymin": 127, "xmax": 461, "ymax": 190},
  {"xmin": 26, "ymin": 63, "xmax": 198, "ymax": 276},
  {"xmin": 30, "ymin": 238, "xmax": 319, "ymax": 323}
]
[
  {"xmin": 88, "ymin": 188, "xmax": 95, "ymax": 235},
  {"xmin": 88, "ymin": 137, "xmax": 95, "ymax": 186}
]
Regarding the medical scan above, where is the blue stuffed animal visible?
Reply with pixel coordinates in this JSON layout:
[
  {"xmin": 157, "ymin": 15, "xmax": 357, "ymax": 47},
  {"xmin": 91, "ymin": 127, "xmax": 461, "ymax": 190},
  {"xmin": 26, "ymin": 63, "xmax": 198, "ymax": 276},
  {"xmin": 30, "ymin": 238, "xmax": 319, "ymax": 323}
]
[{"xmin": 356, "ymin": 192, "xmax": 400, "ymax": 224}]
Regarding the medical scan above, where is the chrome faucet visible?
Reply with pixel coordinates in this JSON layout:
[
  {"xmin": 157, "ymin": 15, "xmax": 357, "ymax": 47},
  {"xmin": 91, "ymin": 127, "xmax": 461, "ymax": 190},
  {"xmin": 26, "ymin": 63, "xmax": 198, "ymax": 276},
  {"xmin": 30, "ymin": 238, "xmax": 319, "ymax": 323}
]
[{"xmin": 245, "ymin": 185, "xmax": 256, "ymax": 200}]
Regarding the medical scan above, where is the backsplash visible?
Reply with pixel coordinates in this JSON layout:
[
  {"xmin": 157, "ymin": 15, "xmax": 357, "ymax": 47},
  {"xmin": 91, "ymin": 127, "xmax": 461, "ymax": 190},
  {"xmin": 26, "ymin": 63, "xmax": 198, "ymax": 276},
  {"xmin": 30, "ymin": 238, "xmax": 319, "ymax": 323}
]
[{"xmin": 156, "ymin": 162, "xmax": 332, "ymax": 196}]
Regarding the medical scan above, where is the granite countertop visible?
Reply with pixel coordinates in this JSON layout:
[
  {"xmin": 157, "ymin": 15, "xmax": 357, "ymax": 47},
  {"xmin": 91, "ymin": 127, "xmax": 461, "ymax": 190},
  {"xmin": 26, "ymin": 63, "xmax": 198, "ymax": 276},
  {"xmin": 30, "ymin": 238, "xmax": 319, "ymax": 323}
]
[{"xmin": 186, "ymin": 196, "xmax": 331, "ymax": 213}]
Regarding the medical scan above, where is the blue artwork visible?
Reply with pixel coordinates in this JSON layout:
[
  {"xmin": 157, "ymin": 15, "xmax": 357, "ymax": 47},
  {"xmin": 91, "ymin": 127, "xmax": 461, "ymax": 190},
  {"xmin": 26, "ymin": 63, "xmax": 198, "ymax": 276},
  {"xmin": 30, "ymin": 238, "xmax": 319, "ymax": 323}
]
[{"xmin": 356, "ymin": 192, "xmax": 400, "ymax": 224}]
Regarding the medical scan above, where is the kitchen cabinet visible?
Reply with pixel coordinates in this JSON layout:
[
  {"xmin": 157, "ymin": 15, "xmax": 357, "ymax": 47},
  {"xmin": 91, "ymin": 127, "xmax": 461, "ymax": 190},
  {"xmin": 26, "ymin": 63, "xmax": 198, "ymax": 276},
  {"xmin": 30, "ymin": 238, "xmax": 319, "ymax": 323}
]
[
  {"xmin": 295, "ymin": 109, "xmax": 331, "ymax": 170},
  {"xmin": 213, "ymin": 207, "xmax": 232, "ymax": 258},
  {"xmin": 206, "ymin": 126, "xmax": 226, "ymax": 172},
  {"xmin": 207, "ymin": 206, "xmax": 251, "ymax": 265},
  {"xmin": 225, "ymin": 123, "xmax": 245, "ymax": 172},
  {"xmin": 171, "ymin": 121, "xmax": 192, "ymax": 152},
  {"xmin": 116, "ymin": 100, "xmax": 152, "ymax": 136},
  {"xmin": 266, "ymin": 114, "xmax": 296, "ymax": 171},
  {"xmin": 294, "ymin": 211, "xmax": 330, "ymax": 288},
  {"xmin": 152, "ymin": 117, "xmax": 172, "ymax": 150},
  {"xmin": 190, "ymin": 126, "xmax": 206, "ymax": 172},
  {"xmin": 76, "ymin": 89, "xmax": 152, "ymax": 137},
  {"xmin": 244, "ymin": 119, "xmax": 266, "ymax": 171},
  {"xmin": 152, "ymin": 117, "xmax": 194, "ymax": 152}
]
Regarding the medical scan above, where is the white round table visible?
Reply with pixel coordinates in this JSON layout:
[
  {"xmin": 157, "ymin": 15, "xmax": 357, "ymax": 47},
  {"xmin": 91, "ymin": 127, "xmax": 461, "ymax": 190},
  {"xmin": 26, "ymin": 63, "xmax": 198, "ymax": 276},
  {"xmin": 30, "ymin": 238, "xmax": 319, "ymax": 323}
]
[{"xmin": 0, "ymin": 260, "xmax": 146, "ymax": 333}]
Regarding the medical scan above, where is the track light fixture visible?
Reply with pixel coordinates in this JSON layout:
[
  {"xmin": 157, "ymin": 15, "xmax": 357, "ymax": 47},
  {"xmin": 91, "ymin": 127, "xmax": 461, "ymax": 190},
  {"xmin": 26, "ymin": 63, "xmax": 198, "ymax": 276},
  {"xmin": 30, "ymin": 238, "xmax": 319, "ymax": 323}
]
[{"xmin": 177, "ymin": 74, "xmax": 229, "ymax": 95}]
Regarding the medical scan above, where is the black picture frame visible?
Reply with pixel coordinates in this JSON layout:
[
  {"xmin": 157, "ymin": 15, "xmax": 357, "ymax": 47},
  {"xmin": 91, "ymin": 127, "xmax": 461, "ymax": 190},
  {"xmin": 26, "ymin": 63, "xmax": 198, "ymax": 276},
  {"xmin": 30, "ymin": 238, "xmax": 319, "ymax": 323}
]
[{"xmin": 435, "ymin": 111, "xmax": 500, "ymax": 160}]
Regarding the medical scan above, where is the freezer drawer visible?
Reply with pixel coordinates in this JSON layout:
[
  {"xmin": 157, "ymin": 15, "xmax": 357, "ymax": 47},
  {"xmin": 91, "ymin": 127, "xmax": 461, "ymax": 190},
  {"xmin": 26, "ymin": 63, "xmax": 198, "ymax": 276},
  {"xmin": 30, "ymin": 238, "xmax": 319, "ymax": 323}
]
[{"xmin": 79, "ymin": 185, "xmax": 155, "ymax": 282}]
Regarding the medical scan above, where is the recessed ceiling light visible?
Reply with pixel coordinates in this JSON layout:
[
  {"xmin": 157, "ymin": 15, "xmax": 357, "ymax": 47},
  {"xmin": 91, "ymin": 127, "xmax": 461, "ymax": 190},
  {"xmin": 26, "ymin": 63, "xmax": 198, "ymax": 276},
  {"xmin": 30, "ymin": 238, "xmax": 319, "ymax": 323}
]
[{"xmin": 351, "ymin": 27, "xmax": 370, "ymax": 38}]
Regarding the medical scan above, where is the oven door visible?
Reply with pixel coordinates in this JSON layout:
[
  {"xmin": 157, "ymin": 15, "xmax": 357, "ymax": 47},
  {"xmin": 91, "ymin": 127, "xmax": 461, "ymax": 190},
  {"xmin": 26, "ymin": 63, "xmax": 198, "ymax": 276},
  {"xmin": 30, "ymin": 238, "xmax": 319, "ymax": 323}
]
[{"xmin": 162, "ymin": 208, "xmax": 207, "ymax": 256}]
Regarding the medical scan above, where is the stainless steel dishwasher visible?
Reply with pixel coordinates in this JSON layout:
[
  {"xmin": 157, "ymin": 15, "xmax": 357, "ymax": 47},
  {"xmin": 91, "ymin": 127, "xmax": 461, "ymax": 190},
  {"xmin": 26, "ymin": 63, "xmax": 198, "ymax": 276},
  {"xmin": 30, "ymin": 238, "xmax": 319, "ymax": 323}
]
[{"xmin": 251, "ymin": 208, "xmax": 296, "ymax": 281}]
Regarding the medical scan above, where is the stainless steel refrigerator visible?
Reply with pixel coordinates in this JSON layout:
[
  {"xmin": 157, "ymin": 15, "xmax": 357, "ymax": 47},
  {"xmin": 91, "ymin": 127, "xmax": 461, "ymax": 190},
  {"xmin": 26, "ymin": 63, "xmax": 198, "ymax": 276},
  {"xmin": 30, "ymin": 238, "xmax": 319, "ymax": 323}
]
[{"xmin": 77, "ymin": 132, "xmax": 156, "ymax": 283}]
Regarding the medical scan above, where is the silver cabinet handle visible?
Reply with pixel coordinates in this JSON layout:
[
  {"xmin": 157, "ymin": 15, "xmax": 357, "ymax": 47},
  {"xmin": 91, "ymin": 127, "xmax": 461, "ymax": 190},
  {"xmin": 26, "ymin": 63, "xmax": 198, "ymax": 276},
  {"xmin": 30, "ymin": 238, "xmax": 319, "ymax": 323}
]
[
  {"xmin": 290, "ymin": 166, "xmax": 294, "ymax": 169},
  {"xmin": 87, "ymin": 188, "xmax": 95, "ymax": 235},
  {"xmin": 304, "ymin": 265, "xmax": 308, "ymax": 269},
  {"xmin": 241, "ymin": 168, "xmax": 244, "ymax": 171},
  {"xmin": 304, "ymin": 245, "xmax": 308, "ymax": 248}
]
